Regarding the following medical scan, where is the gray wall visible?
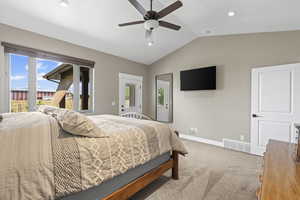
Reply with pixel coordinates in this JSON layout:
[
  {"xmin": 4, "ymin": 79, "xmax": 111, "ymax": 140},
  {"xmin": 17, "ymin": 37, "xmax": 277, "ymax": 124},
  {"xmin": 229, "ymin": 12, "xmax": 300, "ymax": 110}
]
[
  {"xmin": 148, "ymin": 31, "xmax": 300, "ymax": 142},
  {"xmin": 0, "ymin": 23, "xmax": 149, "ymax": 114},
  {"xmin": 2, "ymin": 22, "xmax": 300, "ymax": 143}
]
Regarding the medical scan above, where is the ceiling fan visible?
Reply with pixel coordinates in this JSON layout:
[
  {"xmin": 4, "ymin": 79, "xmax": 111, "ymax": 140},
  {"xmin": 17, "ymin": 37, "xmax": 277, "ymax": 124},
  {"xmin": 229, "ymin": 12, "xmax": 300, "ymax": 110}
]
[{"xmin": 119, "ymin": 0, "xmax": 183, "ymax": 46}]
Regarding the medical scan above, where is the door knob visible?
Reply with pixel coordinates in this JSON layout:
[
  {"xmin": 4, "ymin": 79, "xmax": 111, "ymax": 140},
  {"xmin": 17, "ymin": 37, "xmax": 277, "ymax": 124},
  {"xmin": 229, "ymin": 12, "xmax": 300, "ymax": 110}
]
[{"xmin": 252, "ymin": 114, "xmax": 262, "ymax": 118}]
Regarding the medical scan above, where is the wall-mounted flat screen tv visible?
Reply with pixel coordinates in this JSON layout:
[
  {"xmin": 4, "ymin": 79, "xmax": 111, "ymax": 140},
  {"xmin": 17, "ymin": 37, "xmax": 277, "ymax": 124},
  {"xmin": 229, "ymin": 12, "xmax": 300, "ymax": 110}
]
[{"xmin": 180, "ymin": 66, "xmax": 216, "ymax": 91}]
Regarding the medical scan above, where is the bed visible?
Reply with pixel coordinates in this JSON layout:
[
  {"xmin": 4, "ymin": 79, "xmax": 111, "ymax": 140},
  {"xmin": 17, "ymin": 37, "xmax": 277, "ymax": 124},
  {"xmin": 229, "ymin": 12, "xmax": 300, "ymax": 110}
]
[{"xmin": 0, "ymin": 110, "xmax": 187, "ymax": 200}]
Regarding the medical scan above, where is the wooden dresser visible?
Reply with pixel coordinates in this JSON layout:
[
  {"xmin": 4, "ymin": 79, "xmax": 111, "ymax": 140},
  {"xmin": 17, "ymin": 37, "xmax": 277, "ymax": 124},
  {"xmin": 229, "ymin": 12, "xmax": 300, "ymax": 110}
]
[{"xmin": 257, "ymin": 140, "xmax": 300, "ymax": 200}]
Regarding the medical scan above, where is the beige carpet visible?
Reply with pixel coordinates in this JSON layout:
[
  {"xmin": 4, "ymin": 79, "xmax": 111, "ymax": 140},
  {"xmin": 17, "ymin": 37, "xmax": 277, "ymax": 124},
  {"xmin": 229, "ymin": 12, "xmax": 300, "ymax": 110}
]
[{"xmin": 130, "ymin": 139, "xmax": 262, "ymax": 200}]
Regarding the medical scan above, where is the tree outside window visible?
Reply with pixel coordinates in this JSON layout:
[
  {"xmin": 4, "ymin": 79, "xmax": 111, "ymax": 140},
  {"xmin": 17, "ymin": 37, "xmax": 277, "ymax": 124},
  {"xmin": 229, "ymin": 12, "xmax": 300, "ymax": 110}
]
[{"xmin": 158, "ymin": 88, "xmax": 164, "ymax": 105}]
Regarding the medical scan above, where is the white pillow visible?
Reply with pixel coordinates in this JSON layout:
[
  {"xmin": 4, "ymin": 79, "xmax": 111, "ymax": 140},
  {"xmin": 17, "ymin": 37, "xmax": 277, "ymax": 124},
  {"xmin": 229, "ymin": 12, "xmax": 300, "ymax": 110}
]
[{"xmin": 37, "ymin": 105, "xmax": 60, "ymax": 115}]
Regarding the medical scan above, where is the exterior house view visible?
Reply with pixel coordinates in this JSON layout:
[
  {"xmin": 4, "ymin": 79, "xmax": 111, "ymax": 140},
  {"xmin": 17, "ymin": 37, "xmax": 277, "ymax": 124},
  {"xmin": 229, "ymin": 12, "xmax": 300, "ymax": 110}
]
[{"xmin": 11, "ymin": 89, "xmax": 56, "ymax": 112}]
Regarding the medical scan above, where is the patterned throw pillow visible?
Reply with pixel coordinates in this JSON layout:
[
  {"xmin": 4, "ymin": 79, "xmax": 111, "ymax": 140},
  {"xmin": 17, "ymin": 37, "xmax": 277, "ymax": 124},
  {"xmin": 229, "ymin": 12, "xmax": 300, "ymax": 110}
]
[
  {"xmin": 37, "ymin": 105, "xmax": 106, "ymax": 138},
  {"xmin": 55, "ymin": 109, "xmax": 107, "ymax": 138}
]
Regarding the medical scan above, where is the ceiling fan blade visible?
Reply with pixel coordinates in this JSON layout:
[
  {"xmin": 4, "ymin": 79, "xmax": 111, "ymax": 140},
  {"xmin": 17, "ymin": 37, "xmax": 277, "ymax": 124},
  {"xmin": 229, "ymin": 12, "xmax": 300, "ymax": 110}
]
[
  {"xmin": 129, "ymin": 0, "xmax": 147, "ymax": 16},
  {"xmin": 119, "ymin": 21, "xmax": 145, "ymax": 27},
  {"xmin": 157, "ymin": 1, "xmax": 183, "ymax": 19},
  {"xmin": 159, "ymin": 21, "xmax": 181, "ymax": 30}
]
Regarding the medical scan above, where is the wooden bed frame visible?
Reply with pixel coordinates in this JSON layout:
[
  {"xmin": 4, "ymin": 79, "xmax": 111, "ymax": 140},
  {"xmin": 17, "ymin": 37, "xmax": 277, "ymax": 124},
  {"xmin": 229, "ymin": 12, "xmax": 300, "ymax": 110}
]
[{"xmin": 102, "ymin": 131, "xmax": 180, "ymax": 200}]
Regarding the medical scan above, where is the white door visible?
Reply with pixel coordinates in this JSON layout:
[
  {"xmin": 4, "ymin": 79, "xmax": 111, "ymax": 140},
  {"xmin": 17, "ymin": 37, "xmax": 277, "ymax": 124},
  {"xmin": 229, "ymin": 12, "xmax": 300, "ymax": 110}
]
[
  {"xmin": 119, "ymin": 73, "xmax": 143, "ymax": 115},
  {"xmin": 157, "ymin": 80, "xmax": 170, "ymax": 122},
  {"xmin": 251, "ymin": 63, "xmax": 300, "ymax": 155}
]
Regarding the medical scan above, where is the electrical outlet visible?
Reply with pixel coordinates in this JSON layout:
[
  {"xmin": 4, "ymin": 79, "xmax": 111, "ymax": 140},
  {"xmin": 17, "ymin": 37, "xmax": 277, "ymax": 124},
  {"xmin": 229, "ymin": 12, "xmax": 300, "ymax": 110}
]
[{"xmin": 240, "ymin": 135, "xmax": 245, "ymax": 141}]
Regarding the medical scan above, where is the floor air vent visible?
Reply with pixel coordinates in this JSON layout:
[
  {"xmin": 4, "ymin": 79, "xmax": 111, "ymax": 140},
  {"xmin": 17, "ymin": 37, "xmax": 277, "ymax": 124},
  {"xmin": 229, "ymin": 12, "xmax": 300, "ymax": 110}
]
[{"xmin": 223, "ymin": 139, "xmax": 250, "ymax": 153}]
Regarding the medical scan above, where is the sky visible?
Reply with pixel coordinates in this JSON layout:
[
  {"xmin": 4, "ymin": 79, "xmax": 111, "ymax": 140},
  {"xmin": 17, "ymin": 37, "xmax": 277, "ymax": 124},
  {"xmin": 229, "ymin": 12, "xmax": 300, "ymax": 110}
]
[{"xmin": 10, "ymin": 54, "xmax": 61, "ymax": 91}]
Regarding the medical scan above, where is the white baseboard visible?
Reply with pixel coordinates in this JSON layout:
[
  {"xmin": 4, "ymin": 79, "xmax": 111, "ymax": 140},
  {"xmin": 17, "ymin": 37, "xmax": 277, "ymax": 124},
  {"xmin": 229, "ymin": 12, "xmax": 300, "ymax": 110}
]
[
  {"xmin": 180, "ymin": 134, "xmax": 224, "ymax": 147},
  {"xmin": 223, "ymin": 138, "xmax": 251, "ymax": 153}
]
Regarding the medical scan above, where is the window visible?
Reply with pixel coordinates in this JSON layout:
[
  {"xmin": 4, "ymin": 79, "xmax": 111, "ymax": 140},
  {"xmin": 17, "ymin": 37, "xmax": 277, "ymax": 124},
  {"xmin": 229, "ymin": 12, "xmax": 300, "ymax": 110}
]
[
  {"xmin": 36, "ymin": 59, "xmax": 74, "ymax": 110},
  {"xmin": 66, "ymin": 86, "xmax": 74, "ymax": 110},
  {"xmin": 36, "ymin": 58, "xmax": 60, "ymax": 107},
  {"xmin": 125, "ymin": 84, "xmax": 135, "ymax": 108},
  {"xmin": 158, "ymin": 87, "xmax": 165, "ymax": 106},
  {"xmin": 6, "ymin": 54, "xmax": 94, "ymax": 113},
  {"xmin": 79, "ymin": 67, "xmax": 91, "ymax": 111},
  {"xmin": 10, "ymin": 54, "xmax": 29, "ymax": 112}
]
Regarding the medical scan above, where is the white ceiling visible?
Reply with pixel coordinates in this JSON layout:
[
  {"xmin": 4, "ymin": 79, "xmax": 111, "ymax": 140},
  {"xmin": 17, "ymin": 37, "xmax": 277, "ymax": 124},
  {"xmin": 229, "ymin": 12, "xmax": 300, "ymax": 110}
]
[{"xmin": 0, "ymin": 0, "xmax": 299, "ymax": 65}]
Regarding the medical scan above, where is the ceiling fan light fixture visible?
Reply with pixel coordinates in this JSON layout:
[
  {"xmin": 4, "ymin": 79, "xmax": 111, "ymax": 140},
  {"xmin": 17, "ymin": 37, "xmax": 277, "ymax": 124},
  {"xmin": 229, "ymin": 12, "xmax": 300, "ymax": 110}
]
[
  {"xmin": 146, "ymin": 30, "xmax": 154, "ymax": 46},
  {"xmin": 119, "ymin": 0, "xmax": 183, "ymax": 46},
  {"xmin": 144, "ymin": 20, "xmax": 159, "ymax": 31},
  {"xmin": 60, "ymin": 0, "xmax": 69, "ymax": 7}
]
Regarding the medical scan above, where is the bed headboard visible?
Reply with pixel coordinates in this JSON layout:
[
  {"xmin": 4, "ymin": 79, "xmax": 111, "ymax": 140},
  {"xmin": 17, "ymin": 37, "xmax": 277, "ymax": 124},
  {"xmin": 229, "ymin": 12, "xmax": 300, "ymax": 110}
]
[{"xmin": 120, "ymin": 112, "xmax": 154, "ymax": 121}]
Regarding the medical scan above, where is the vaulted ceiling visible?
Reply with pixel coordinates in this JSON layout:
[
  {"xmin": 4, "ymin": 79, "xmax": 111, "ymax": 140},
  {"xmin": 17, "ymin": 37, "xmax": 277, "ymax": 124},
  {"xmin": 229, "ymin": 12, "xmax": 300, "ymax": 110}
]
[{"xmin": 0, "ymin": 0, "xmax": 299, "ymax": 64}]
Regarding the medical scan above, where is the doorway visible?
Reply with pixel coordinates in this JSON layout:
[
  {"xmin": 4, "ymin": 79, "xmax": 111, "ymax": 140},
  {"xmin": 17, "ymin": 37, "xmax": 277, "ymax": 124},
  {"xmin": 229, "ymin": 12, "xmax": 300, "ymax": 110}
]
[
  {"xmin": 251, "ymin": 63, "xmax": 300, "ymax": 155},
  {"xmin": 119, "ymin": 73, "xmax": 143, "ymax": 115}
]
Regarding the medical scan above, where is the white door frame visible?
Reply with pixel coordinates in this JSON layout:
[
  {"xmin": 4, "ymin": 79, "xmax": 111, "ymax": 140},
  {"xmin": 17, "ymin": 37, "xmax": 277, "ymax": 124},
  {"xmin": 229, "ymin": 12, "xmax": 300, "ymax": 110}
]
[
  {"xmin": 119, "ymin": 73, "xmax": 143, "ymax": 114},
  {"xmin": 250, "ymin": 63, "xmax": 300, "ymax": 155}
]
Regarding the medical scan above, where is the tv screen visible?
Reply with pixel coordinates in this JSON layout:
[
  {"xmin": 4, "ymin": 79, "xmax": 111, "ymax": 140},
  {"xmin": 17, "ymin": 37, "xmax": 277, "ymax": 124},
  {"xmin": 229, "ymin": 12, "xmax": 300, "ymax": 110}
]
[{"xmin": 180, "ymin": 66, "xmax": 216, "ymax": 91}]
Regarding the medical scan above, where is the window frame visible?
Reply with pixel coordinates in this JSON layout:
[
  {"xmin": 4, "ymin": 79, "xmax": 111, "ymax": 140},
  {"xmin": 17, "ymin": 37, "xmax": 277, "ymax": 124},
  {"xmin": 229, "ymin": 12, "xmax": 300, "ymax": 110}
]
[
  {"xmin": 3, "ymin": 53, "xmax": 95, "ymax": 113},
  {"xmin": 2, "ymin": 53, "xmax": 11, "ymax": 113}
]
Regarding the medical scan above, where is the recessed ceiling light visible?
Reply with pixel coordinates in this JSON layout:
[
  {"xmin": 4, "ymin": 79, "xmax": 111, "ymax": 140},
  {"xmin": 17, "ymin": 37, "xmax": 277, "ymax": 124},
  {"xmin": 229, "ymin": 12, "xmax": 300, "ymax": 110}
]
[
  {"xmin": 60, "ymin": 0, "xmax": 69, "ymax": 7},
  {"xmin": 228, "ymin": 11, "xmax": 236, "ymax": 17}
]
